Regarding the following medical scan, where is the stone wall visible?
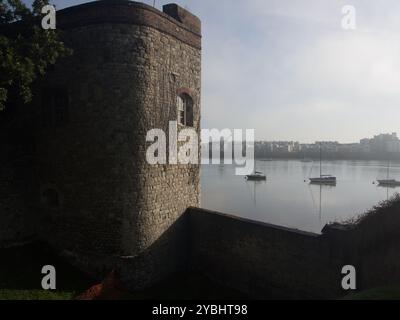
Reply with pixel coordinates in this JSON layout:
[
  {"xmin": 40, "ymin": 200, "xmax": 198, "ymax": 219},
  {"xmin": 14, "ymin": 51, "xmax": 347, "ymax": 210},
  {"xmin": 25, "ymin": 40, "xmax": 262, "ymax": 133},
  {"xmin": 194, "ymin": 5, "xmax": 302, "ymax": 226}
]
[
  {"xmin": 188, "ymin": 208, "xmax": 345, "ymax": 299},
  {"xmin": 29, "ymin": 0, "xmax": 201, "ymax": 288},
  {"xmin": 0, "ymin": 107, "xmax": 35, "ymax": 247},
  {"xmin": 186, "ymin": 205, "xmax": 400, "ymax": 299}
]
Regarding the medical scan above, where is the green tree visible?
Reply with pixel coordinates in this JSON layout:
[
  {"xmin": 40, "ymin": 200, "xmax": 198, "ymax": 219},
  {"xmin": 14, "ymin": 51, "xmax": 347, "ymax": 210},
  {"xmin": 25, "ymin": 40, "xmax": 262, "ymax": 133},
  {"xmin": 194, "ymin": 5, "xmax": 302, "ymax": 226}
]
[{"xmin": 0, "ymin": 0, "xmax": 71, "ymax": 111}]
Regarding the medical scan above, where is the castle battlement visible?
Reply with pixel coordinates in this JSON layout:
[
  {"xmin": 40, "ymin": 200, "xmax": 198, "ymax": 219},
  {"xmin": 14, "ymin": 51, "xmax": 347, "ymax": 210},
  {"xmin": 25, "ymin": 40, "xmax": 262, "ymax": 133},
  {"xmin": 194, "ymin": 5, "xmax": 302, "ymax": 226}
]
[{"xmin": 57, "ymin": 1, "xmax": 201, "ymax": 49}]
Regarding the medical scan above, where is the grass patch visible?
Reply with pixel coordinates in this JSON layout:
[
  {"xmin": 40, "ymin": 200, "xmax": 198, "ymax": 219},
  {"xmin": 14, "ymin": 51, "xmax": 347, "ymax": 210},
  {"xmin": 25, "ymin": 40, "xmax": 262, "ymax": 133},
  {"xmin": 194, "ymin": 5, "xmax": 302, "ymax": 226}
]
[
  {"xmin": 0, "ymin": 289, "xmax": 73, "ymax": 300},
  {"xmin": 344, "ymin": 286, "xmax": 400, "ymax": 300}
]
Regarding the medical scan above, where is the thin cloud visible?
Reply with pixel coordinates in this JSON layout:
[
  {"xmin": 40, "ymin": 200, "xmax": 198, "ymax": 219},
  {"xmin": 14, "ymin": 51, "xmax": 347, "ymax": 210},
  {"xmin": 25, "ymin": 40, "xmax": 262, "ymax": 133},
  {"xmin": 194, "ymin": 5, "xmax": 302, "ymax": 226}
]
[{"xmin": 22, "ymin": 0, "xmax": 400, "ymax": 142}]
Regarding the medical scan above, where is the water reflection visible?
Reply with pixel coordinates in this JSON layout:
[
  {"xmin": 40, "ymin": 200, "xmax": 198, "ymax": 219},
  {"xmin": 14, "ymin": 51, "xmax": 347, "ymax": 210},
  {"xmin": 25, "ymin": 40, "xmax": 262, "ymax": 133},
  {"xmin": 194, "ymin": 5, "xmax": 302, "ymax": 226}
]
[
  {"xmin": 245, "ymin": 180, "xmax": 267, "ymax": 205},
  {"xmin": 201, "ymin": 160, "xmax": 400, "ymax": 234},
  {"xmin": 308, "ymin": 184, "xmax": 336, "ymax": 223}
]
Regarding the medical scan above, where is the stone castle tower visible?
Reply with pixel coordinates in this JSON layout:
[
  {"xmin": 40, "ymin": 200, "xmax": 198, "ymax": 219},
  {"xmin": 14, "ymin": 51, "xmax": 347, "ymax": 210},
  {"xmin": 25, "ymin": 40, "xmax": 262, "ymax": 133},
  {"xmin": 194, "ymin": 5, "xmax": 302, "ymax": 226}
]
[{"xmin": 1, "ymin": 0, "xmax": 201, "ymax": 289}]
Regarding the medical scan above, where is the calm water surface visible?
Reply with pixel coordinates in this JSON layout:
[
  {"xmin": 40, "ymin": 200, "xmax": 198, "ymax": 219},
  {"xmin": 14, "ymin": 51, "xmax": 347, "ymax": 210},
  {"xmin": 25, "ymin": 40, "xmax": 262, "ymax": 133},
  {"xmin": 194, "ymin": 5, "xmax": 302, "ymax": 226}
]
[{"xmin": 201, "ymin": 160, "xmax": 400, "ymax": 234}]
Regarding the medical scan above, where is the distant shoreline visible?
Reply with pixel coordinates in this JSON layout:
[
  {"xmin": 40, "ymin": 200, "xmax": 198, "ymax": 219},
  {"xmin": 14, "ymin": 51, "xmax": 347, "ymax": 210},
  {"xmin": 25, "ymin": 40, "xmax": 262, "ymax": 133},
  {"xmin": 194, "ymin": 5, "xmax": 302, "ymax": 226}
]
[
  {"xmin": 202, "ymin": 155, "xmax": 400, "ymax": 162},
  {"xmin": 201, "ymin": 156, "xmax": 400, "ymax": 163},
  {"xmin": 254, "ymin": 154, "xmax": 400, "ymax": 162}
]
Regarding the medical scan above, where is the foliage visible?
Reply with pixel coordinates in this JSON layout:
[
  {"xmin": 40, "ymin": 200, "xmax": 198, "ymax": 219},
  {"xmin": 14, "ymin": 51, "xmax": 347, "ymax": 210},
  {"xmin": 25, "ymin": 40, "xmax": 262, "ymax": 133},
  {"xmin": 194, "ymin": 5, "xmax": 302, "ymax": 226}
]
[
  {"xmin": 340, "ymin": 193, "xmax": 400, "ymax": 228},
  {"xmin": 0, "ymin": 0, "xmax": 71, "ymax": 111},
  {"xmin": 332, "ymin": 193, "xmax": 400, "ymax": 251}
]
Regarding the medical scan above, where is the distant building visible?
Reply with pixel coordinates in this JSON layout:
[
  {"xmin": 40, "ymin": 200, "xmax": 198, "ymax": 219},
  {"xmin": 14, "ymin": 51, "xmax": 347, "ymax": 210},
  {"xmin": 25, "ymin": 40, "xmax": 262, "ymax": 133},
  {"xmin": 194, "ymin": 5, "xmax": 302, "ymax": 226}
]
[
  {"xmin": 315, "ymin": 141, "xmax": 339, "ymax": 153},
  {"xmin": 270, "ymin": 141, "xmax": 300, "ymax": 153},
  {"xmin": 368, "ymin": 133, "xmax": 400, "ymax": 153},
  {"xmin": 255, "ymin": 132, "xmax": 400, "ymax": 159},
  {"xmin": 360, "ymin": 138, "xmax": 371, "ymax": 153},
  {"xmin": 337, "ymin": 143, "xmax": 362, "ymax": 153}
]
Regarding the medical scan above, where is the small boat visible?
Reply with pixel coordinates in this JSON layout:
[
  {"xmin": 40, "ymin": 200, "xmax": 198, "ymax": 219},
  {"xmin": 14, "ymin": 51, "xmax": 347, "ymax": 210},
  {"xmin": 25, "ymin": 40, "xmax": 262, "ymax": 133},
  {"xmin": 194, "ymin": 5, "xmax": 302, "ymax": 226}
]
[
  {"xmin": 377, "ymin": 179, "xmax": 400, "ymax": 187},
  {"xmin": 310, "ymin": 175, "xmax": 337, "ymax": 185},
  {"xmin": 377, "ymin": 160, "xmax": 400, "ymax": 187},
  {"xmin": 309, "ymin": 143, "xmax": 337, "ymax": 185},
  {"xmin": 260, "ymin": 158, "xmax": 273, "ymax": 162},
  {"xmin": 245, "ymin": 171, "xmax": 266, "ymax": 181}
]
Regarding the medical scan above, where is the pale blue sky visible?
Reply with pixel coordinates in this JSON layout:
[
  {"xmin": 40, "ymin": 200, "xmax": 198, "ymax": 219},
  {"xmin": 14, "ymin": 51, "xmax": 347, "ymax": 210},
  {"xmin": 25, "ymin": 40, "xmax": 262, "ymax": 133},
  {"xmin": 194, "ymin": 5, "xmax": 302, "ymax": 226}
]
[{"xmin": 23, "ymin": 0, "xmax": 400, "ymax": 143}]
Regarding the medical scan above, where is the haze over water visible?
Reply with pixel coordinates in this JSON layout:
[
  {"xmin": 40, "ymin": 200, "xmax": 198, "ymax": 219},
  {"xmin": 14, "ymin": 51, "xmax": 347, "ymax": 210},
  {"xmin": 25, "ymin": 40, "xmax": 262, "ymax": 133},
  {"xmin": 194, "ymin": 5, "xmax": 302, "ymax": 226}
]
[{"xmin": 201, "ymin": 160, "xmax": 400, "ymax": 234}]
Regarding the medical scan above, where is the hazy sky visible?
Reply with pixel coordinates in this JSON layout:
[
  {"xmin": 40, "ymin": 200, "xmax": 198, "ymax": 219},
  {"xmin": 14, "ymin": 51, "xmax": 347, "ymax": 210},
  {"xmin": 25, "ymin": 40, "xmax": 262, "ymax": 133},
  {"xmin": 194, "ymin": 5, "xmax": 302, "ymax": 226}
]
[{"xmin": 24, "ymin": 0, "xmax": 400, "ymax": 143}]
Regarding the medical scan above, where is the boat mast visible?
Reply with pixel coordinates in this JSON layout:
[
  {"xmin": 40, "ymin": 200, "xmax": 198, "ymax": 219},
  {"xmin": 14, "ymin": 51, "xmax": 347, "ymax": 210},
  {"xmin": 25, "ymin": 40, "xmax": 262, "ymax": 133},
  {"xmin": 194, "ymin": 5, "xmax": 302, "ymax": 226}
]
[
  {"xmin": 319, "ymin": 142, "xmax": 322, "ymax": 178},
  {"xmin": 387, "ymin": 159, "xmax": 390, "ymax": 180},
  {"xmin": 319, "ymin": 184, "xmax": 322, "ymax": 221},
  {"xmin": 254, "ymin": 182, "xmax": 256, "ymax": 205}
]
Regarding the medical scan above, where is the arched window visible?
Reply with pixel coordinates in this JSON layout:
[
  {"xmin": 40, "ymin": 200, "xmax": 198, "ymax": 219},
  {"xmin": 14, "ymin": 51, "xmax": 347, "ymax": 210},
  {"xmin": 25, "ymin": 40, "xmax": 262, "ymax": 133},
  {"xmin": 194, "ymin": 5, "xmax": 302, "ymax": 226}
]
[{"xmin": 177, "ymin": 93, "xmax": 194, "ymax": 127}]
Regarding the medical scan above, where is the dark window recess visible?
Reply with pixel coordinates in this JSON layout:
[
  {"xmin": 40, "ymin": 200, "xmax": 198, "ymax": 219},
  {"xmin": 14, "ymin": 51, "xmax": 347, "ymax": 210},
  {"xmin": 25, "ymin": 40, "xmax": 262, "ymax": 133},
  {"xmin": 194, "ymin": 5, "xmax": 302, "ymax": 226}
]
[
  {"xmin": 177, "ymin": 93, "xmax": 194, "ymax": 127},
  {"xmin": 41, "ymin": 87, "xmax": 69, "ymax": 126},
  {"xmin": 186, "ymin": 100, "xmax": 194, "ymax": 127}
]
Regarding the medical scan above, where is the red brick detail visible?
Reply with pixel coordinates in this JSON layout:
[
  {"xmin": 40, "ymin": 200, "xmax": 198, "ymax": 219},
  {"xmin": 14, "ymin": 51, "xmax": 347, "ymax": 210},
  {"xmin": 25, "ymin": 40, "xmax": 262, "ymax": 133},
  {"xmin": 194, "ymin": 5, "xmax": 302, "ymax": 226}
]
[{"xmin": 177, "ymin": 87, "xmax": 194, "ymax": 97}]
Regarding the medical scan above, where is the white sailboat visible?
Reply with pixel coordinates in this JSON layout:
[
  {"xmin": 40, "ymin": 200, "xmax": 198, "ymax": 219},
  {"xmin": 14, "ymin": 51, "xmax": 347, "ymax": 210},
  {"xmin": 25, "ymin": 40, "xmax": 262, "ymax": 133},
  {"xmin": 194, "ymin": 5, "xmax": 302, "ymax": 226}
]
[
  {"xmin": 377, "ymin": 160, "xmax": 400, "ymax": 187},
  {"xmin": 309, "ymin": 143, "xmax": 336, "ymax": 185}
]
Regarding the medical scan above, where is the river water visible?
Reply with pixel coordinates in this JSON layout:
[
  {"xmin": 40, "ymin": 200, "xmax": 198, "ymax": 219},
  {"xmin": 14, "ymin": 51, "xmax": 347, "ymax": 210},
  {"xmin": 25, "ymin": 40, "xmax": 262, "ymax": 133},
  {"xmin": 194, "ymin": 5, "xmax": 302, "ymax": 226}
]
[{"xmin": 201, "ymin": 160, "xmax": 400, "ymax": 233}]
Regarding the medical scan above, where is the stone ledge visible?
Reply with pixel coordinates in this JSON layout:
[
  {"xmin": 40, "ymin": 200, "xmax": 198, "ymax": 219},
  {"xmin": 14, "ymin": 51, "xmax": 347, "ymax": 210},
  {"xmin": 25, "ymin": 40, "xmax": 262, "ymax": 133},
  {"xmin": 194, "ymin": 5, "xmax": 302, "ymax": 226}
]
[
  {"xmin": 187, "ymin": 206, "xmax": 321, "ymax": 238},
  {"xmin": 57, "ymin": 0, "xmax": 201, "ymax": 49}
]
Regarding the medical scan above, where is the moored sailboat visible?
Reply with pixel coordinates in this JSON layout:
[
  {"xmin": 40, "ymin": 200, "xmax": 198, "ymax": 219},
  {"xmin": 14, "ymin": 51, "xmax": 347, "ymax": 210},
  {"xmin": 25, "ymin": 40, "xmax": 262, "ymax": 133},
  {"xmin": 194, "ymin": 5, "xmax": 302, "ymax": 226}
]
[
  {"xmin": 310, "ymin": 175, "xmax": 337, "ymax": 184},
  {"xmin": 246, "ymin": 171, "xmax": 267, "ymax": 181},
  {"xmin": 309, "ymin": 143, "xmax": 337, "ymax": 185},
  {"xmin": 377, "ymin": 179, "xmax": 400, "ymax": 187},
  {"xmin": 377, "ymin": 160, "xmax": 400, "ymax": 187}
]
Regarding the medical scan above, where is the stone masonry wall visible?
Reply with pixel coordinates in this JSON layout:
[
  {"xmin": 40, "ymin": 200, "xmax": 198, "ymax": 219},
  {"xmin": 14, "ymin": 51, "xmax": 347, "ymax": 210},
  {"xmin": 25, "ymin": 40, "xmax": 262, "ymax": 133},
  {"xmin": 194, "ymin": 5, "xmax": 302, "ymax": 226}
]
[
  {"xmin": 0, "ymin": 107, "xmax": 35, "ymax": 247},
  {"xmin": 188, "ymin": 208, "xmax": 347, "ymax": 299},
  {"xmin": 187, "ymin": 206, "xmax": 400, "ymax": 299},
  {"xmin": 30, "ymin": 1, "xmax": 201, "ymax": 287}
]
